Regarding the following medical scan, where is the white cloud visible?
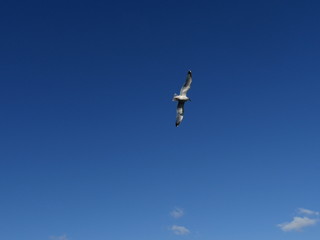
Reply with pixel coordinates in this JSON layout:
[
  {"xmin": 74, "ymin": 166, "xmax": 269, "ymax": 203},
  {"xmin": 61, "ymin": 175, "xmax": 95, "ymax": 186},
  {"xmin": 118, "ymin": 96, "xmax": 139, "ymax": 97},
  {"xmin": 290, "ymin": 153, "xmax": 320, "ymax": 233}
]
[
  {"xmin": 170, "ymin": 208, "xmax": 184, "ymax": 219},
  {"xmin": 49, "ymin": 235, "xmax": 69, "ymax": 240},
  {"xmin": 278, "ymin": 217, "xmax": 317, "ymax": 232},
  {"xmin": 298, "ymin": 208, "xmax": 320, "ymax": 216},
  {"xmin": 171, "ymin": 225, "xmax": 190, "ymax": 235}
]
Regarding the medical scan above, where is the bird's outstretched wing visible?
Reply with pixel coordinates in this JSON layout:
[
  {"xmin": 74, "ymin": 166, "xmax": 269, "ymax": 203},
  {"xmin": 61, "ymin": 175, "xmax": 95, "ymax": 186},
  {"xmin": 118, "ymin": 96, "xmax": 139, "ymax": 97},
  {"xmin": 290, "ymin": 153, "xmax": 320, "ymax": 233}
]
[
  {"xmin": 176, "ymin": 101, "xmax": 185, "ymax": 127},
  {"xmin": 180, "ymin": 71, "xmax": 192, "ymax": 96}
]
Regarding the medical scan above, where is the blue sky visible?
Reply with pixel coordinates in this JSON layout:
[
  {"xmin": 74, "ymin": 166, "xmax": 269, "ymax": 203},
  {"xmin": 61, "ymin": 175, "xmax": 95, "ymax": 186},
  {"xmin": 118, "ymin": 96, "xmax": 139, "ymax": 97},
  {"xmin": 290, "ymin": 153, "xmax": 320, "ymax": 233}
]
[{"xmin": 1, "ymin": 0, "xmax": 320, "ymax": 239}]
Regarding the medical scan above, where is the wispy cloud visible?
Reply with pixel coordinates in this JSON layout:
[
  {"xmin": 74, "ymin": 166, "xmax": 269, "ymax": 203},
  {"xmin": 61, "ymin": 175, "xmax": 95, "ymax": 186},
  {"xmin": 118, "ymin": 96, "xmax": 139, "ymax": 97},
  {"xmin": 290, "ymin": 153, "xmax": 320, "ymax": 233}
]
[
  {"xmin": 171, "ymin": 225, "xmax": 190, "ymax": 235},
  {"xmin": 170, "ymin": 208, "xmax": 184, "ymax": 219},
  {"xmin": 278, "ymin": 217, "xmax": 317, "ymax": 232},
  {"xmin": 298, "ymin": 208, "xmax": 320, "ymax": 216},
  {"xmin": 49, "ymin": 235, "xmax": 69, "ymax": 240}
]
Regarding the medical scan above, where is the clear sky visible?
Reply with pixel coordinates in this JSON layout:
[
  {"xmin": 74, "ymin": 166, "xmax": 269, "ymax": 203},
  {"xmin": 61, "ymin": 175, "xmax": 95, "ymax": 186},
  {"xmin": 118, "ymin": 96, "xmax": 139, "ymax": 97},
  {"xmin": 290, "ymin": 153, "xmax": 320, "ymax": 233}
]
[{"xmin": 1, "ymin": 0, "xmax": 320, "ymax": 240}]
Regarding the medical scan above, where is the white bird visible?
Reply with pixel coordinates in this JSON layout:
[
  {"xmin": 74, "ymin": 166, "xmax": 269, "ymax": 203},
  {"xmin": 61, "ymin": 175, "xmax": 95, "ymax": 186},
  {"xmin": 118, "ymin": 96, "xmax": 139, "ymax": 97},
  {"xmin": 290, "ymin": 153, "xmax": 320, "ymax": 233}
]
[{"xmin": 172, "ymin": 70, "xmax": 192, "ymax": 127}]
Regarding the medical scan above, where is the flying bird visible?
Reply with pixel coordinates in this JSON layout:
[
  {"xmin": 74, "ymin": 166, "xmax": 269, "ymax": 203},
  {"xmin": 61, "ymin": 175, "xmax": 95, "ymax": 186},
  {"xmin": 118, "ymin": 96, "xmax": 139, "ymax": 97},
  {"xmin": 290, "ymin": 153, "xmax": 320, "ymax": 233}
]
[{"xmin": 172, "ymin": 70, "xmax": 192, "ymax": 127}]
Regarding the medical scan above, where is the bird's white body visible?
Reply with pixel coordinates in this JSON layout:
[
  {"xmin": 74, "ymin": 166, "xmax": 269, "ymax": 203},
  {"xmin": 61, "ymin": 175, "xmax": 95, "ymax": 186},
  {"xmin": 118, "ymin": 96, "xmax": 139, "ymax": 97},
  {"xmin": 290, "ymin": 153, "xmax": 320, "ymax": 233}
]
[{"xmin": 172, "ymin": 95, "xmax": 189, "ymax": 102}]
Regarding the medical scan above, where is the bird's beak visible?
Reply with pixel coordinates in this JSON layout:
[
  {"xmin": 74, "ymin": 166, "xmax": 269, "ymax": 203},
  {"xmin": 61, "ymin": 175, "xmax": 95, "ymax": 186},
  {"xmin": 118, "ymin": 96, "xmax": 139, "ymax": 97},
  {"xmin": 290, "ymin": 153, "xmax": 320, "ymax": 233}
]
[{"xmin": 189, "ymin": 99, "xmax": 192, "ymax": 102}]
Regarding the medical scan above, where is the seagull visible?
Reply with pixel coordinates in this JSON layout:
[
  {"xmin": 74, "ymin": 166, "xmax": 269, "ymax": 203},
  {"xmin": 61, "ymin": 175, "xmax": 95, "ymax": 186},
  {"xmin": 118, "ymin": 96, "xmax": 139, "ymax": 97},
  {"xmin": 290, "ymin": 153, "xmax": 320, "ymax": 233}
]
[{"xmin": 172, "ymin": 70, "xmax": 192, "ymax": 127}]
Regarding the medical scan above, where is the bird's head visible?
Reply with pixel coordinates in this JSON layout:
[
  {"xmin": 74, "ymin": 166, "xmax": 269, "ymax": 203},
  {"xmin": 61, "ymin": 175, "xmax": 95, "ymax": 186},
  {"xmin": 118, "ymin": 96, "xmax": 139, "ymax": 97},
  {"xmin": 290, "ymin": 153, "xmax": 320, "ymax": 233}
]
[{"xmin": 172, "ymin": 94, "xmax": 178, "ymax": 101}]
